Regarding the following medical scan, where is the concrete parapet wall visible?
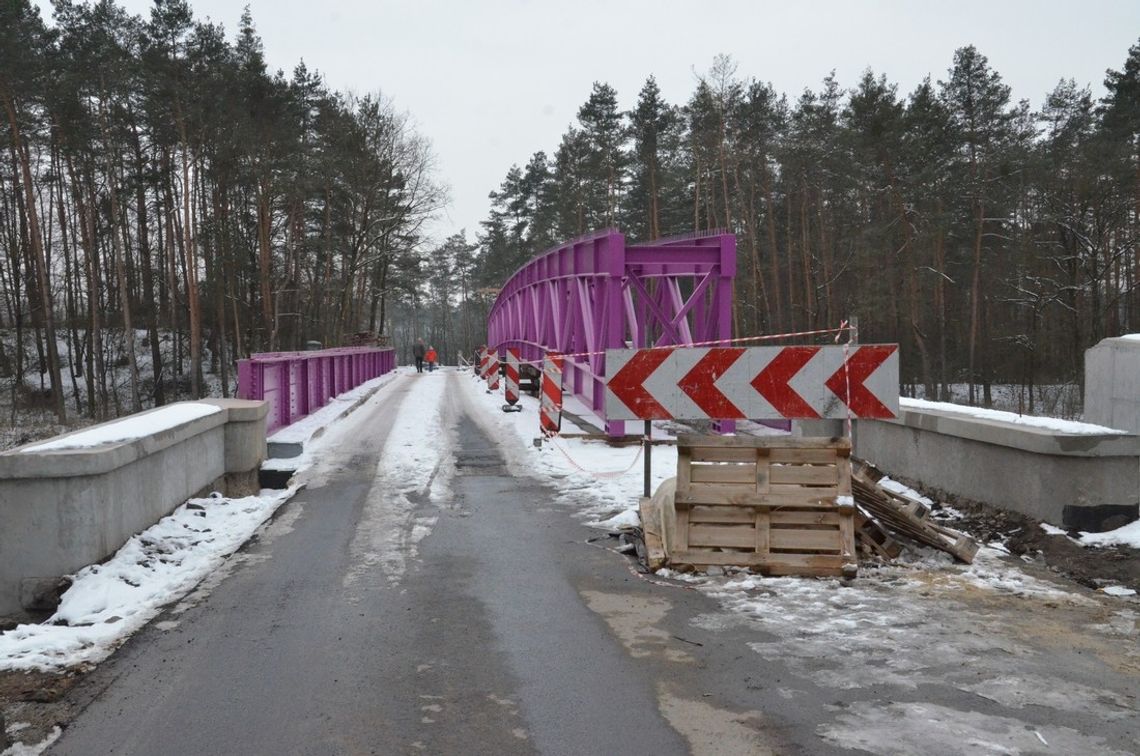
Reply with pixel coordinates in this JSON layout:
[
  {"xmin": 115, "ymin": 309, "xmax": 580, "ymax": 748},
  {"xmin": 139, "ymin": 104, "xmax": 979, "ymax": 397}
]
[
  {"xmin": 0, "ymin": 400, "xmax": 268, "ymax": 623},
  {"xmin": 855, "ymin": 406, "xmax": 1140, "ymax": 531}
]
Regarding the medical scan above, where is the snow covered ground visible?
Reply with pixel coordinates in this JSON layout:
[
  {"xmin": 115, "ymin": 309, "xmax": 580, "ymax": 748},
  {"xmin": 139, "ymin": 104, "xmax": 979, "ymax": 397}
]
[{"xmin": 0, "ymin": 374, "xmax": 402, "ymax": 673}]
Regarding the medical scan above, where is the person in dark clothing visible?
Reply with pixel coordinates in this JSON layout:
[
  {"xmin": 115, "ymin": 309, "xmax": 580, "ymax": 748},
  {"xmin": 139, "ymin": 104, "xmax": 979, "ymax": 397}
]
[{"xmin": 413, "ymin": 338, "xmax": 426, "ymax": 373}]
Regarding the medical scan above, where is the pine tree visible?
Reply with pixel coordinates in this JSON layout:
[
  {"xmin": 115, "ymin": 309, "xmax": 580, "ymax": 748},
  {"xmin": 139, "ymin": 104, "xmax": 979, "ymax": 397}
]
[{"xmin": 576, "ymin": 82, "xmax": 627, "ymax": 228}]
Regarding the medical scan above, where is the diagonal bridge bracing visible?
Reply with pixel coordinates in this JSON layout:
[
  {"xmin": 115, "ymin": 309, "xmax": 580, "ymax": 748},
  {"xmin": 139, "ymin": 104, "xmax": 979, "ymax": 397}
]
[{"xmin": 486, "ymin": 229, "xmax": 735, "ymax": 435}]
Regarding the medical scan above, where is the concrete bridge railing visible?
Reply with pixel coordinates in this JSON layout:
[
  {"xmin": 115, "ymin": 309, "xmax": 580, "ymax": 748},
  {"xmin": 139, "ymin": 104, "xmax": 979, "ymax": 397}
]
[
  {"xmin": 0, "ymin": 399, "xmax": 268, "ymax": 624},
  {"xmin": 238, "ymin": 346, "xmax": 396, "ymax": 433}
]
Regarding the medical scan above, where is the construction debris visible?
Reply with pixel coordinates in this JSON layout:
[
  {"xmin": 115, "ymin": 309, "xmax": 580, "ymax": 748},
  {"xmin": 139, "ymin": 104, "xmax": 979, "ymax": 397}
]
[{"xmin": 852, "ymin": 459, "xmax": 979, "ymax": 564}]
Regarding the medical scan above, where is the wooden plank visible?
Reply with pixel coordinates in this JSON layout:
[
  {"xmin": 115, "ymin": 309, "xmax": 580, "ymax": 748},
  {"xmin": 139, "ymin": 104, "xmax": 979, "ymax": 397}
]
[
  {"xmin": 690, "ymin": 506, "xmax": 756, "ymax": 524},
  {"xmin": 756, "ymin": 454, "xmax": 770, "ymax": 493},
  {"xmin": 769, "ymin": 448, "xmax": 842, "ymax": 464},
  {"xmin": 688, "ymin": 524, "xmax": 757, "ymax": 549},
  {"xmin": 769, "ymin": 464, "xmax": 839, "ymax": 486},
  {"xmin": 639, "ymin": 497, "xmax": 667, "ymax": 570},
  {"xmin": 669, "ymin": 550, "xmax": 767, "ymax": 566},
  {"xmin": 677, "ymin": 434, "xmax": 851, "ymax": 451},
  {"xmin": 675, "ymin": 508, "xmax": 690, "ymax": 550},
  {"xmin": 689, "ymin": 447, "xmax": 758, "ymax": 463},
  {"xmin": 770, "ymin": 527, "xmax": 843, "ymax": 553},
  {"xmin": 838, "ymin": 510, "xmax": 856, "ymax": 559},
  {"xmin": 676, "ymin": 488, "xmax": 766, "ymax": 506},
  {"xmin": 755, "ymin": 509, "xmax": 770, "ymax": 557},
  {"xmin": 676, "ymin": 446, "xmax": 692, "ymax": 492},
  {"xmin": 765, "ymin": 487, "xmax": 839, "ymax": 503},
  {"xmin": 769, "ymin": 510, "xmax": 843, "ymax": 527},
  {"xmin": 763, "ymin": 553, "xmax": 851, "ymax": 577},
  {"xmin": 690, "ymin": 463, "xmax": 758, "ymax": 485},
  {"xmin": 837, "ymin": 458, "xmax": 852, "ymax": 496}
]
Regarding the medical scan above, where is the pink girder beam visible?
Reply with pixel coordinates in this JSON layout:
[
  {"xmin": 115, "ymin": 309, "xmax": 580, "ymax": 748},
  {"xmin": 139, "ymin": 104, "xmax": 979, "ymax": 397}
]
[{"xmin": 486, "ymin": 229, "xmax": 736, "ymax": 435}]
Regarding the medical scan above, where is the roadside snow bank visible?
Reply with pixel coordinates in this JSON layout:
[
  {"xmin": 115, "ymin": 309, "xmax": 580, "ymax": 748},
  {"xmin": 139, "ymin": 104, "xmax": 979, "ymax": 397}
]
[{"xmin": 0, "ymin": 486, "xmax": 297, "ymax": 671}]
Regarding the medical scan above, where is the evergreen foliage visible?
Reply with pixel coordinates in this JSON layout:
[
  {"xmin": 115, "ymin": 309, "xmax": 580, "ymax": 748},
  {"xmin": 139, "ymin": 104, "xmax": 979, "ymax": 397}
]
[
  {"xmin": 469, "ymin": 44, "xmax": 1140, "ymax": 411},
  {"xmin": 0, "ymin": 0, "xmax": 444, "ymax": 422}
]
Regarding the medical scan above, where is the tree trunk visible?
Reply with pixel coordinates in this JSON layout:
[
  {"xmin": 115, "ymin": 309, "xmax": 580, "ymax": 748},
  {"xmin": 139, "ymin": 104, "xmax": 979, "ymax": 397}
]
[{"xmin": 3, "ymin": 90, "xmax": 66, "ymax": 422}]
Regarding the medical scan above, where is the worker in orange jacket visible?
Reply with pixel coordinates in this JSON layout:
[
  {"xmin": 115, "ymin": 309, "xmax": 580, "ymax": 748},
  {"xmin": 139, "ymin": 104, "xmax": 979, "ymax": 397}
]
[{"xmin": 425, "ymin": 346, "xmax": 438, "ymax": 372}]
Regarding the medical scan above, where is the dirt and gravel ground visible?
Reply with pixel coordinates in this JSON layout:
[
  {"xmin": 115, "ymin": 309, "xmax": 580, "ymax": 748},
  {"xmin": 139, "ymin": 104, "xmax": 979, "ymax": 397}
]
[{"xmin": 936, "ymin": 495, "xmax": 1140, "ymax": 593}]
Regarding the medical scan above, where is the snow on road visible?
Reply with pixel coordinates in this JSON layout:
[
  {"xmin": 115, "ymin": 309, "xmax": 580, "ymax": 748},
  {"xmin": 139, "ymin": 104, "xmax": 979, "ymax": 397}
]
[{"xmin": 341, "ymin": 368, "xmax": 454, "ymax": 590}]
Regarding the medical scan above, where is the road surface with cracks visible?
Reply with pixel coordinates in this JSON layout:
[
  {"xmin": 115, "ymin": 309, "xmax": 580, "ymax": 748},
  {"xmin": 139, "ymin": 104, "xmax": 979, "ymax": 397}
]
[{"xmin": 20, "ymin": 370, "xmax": 1140, "ymax": 755}]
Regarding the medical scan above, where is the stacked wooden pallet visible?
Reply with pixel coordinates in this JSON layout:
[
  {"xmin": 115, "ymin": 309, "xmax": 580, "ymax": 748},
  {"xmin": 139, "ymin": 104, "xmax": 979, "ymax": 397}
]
[
  {"xmin": 662, "ymin": 435, "xmax": 858, "ymax": 578},
  {"xmin": 851, "ymin": 460, "xmax": 979, "ymax": 563}
]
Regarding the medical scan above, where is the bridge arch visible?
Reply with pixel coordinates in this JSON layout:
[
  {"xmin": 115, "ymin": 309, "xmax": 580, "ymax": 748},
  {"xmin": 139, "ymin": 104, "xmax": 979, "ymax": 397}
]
[{"xmin": 486, "ymin": 229, "xmax": 736, "ymax": 433}]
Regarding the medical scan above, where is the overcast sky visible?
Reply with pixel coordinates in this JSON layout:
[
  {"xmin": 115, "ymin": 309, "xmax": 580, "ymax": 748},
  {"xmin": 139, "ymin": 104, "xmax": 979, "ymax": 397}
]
[{"xmin": 41, "ymin": 0, "xmax": 1140, "ymax": 245}]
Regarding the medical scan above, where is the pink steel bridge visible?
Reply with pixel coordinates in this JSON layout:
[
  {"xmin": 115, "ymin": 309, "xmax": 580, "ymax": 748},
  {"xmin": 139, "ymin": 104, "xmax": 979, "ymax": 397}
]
[{"xmin": 486, "ymin": 229, "xmax": 736, "ymax": 435}]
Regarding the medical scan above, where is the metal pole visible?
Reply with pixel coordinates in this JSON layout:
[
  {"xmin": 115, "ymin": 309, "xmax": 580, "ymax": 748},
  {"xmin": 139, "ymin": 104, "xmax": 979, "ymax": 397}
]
[{"xmin": 643, "ymin": 420, "xmax": 652, "ymax": 499}]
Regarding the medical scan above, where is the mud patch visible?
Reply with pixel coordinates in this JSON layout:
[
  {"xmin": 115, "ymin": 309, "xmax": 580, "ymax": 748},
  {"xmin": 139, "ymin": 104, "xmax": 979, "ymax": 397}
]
[
  {"xmin": 579, "ymin": 590, "xmax": 693, "ymax": 663},
  {"xmin": 656, "ymin": 682, "xmax": 774, "ymax": 756}
]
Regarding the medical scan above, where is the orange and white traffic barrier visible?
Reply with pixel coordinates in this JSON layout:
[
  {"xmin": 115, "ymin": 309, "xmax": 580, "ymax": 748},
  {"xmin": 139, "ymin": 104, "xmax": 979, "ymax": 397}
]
[
  {"xmin": 504, "ymin": 348, "xmax": 520, "ymax": 407},
  {"xmin": 486, "ymin": 348, "xmax": 500, "ymax": 391},
  {"xmin": 540, "ymin": 352, "xmax": 563, "ymax": 435}
]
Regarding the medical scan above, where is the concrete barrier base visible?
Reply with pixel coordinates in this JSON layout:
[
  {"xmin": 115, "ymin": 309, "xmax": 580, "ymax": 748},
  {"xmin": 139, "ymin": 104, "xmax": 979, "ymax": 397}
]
[
  {"xmin": 0, "ymin": 399, "xmax": 269, "ymax": 624},
  {"xmin": 855, "ymin": 406, "xmax": 1140, "ymax": 531}
]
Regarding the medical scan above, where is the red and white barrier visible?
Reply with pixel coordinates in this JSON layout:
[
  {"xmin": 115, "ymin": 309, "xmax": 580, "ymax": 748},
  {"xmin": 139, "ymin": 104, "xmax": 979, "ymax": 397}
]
[
  {"xmin": 477, "ymin": 347, "xmax": 489, "ymax": 379},
  {"xmin": 504, "ymin": 348, "xmax": 520, "ymax": 406},
  {"xmin": 540, "ymin": 352, "xmax": 564, "ymax": 435},
  {"xmin": 486, "ymin": 349, "xmax": 500, "ymax": 391}
]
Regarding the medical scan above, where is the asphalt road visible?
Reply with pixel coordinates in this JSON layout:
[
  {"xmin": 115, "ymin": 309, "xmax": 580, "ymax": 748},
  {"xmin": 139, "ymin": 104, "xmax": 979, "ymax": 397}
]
[{"xmin": 43, "ymin": 371, "xmax": 1140, "ymax": 755}]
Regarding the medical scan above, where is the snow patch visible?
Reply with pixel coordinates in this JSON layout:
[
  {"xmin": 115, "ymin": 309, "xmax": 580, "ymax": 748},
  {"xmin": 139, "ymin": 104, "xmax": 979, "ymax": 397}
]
[
  {"xmin": 0, "ymin": 486, "xmax": 297, "ymax": 671},
  {"xmin": 1, "ymin": 726, "xmax": 62, "ymax": 756},
  {"xmin": 1103, "ymin": 586, "xmax": 1137, "ymax": 597},
  {"xmin": 900, "ymin": 397, "xmax": 1127, "ymax": 435},
  {"xmin": 1079, "ymin": 519, "xmax": 1140, "ymax": 549},
  {"xmin": 18, "ymin": 403, "xmax": 222, "ymax": 452}
]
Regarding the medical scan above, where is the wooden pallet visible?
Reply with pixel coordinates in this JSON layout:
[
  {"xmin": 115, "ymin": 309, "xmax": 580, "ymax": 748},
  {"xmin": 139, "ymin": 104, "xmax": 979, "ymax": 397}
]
[
  {"xmin": 666, "ymin": 435, "xmax": 858, "ymax": 578},
  {"xmin": 851, "ymin": 459, "xmax": 979, "ymax": 563},
  {"xmin": 855, "ymin": 510, "xmax": 904, "ymax": 560}
]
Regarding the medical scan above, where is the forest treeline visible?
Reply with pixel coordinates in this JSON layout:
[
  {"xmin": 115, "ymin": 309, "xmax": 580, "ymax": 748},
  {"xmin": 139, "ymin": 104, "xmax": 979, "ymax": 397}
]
[
  {"xmin": 453, "ymin": 44, "xmax": 1140, "ymax": 412},
  {"xmin": 1, "ymin": 0, "xmax": 443, "ymax": 424}
]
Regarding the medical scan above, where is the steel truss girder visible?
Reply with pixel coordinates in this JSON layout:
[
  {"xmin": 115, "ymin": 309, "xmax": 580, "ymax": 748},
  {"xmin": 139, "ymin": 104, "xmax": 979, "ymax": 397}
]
[{"xmin": 487, "ymin": 229, "xmax": 736, "ymax": 435}]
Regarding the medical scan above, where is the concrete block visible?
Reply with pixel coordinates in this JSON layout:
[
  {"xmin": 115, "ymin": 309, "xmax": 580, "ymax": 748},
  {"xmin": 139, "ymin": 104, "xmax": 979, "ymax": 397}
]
[
  {"xmin": 199, "ymin": 398, "xmax": 268, "ymax": 476},
  {"xmin": 1085, "ymin": 336, "xmax": 1140, "ymax": 434}
]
